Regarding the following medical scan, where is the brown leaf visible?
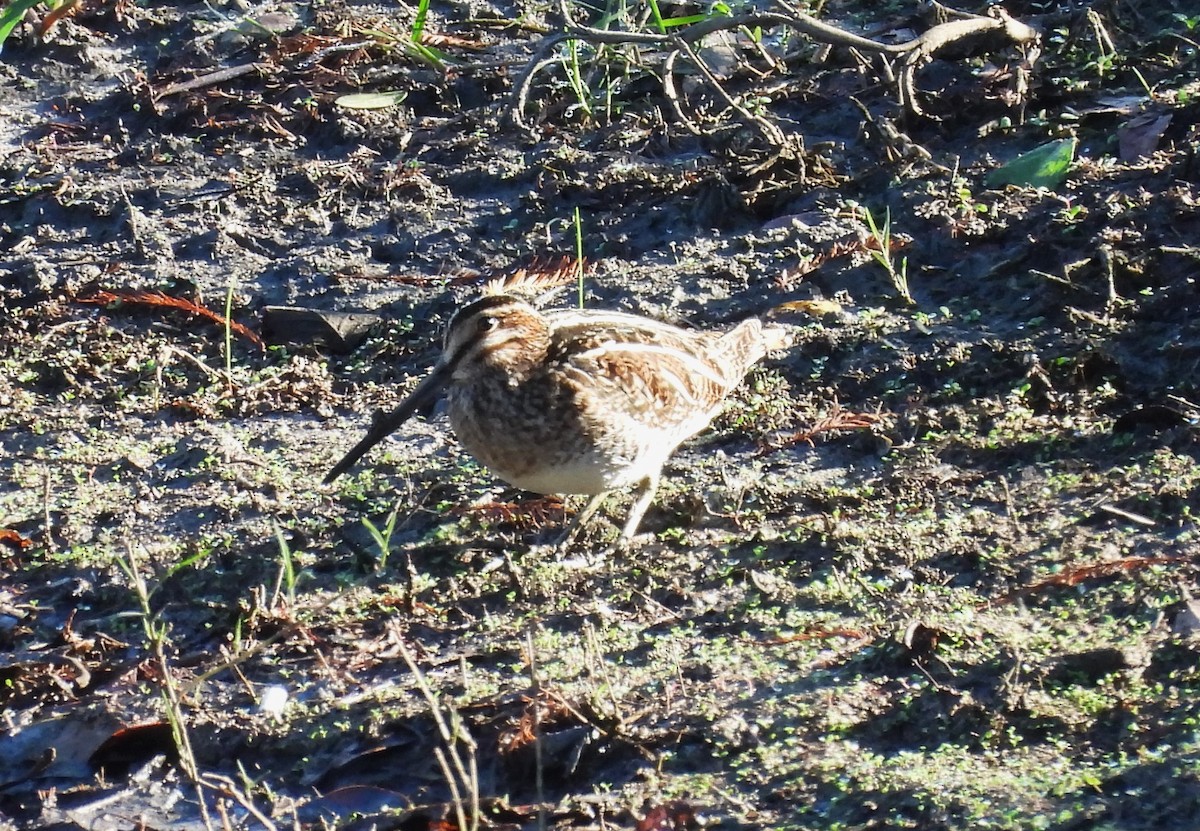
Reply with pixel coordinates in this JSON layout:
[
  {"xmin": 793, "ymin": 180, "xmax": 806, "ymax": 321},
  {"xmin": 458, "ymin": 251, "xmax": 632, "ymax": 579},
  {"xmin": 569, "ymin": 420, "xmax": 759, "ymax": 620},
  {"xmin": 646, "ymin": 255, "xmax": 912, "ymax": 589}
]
[
  {"xmin": 420, "ymin": 32, "xmax": 488, "ymax": 50},
  {"xmin": 498, "ymin": 689, "xmax": 579, "ymax": 754},
  {"xmin": 757, "ymin": 402, "xmax": 883, "ymax": 456},
  {"xmin": 636, "ymin": 801, "xmax": 700, "ymax": 831},
  {"xmin": 752, "ymin": 628, "xmax": 867, "ymax": 645},
  {"xmin": 771, "ymin": 298, "xmax": 845, "ymax": 317},
  {"xmin": 991, "ymin": 555, "xmax": 1188, "ymax": 605},
  {"xmin": 77, "ymin": 288, "xmax": 265, "ymax": 350},
  {"xmin": 0, "ymin": 528, "xmax": 32, "ymax": 550},
  {"xmin": 1117, "ymin": 113, "xmax": 1172, "ymax": 162},
  {"xmin": 455, "ymin": 496, "xmax": 565, "ymax": 531},
  {"xmin": 483, "ymin": 256, "xmax": 585, "ymax": 297}
]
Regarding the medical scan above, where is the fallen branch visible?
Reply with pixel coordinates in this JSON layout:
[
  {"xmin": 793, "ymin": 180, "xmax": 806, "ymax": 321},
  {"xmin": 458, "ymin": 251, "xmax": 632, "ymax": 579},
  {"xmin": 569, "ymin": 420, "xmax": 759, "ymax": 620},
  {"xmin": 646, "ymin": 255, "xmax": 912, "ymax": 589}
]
[
  {"xmin": 673, "ymin": 35, "xmax": 786, "ymax": 146},
  {"xmin": 510, "ymin": 0, "xmax": 1039, "ymax": 135}
]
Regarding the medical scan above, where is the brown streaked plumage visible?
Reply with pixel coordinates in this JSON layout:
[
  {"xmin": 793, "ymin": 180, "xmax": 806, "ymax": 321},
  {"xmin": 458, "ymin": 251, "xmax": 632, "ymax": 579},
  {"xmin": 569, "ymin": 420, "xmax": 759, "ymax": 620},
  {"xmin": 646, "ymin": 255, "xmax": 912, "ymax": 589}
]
[{"xmin": 325, "ymin": 293, "xmax": 787, "ymax": 549}]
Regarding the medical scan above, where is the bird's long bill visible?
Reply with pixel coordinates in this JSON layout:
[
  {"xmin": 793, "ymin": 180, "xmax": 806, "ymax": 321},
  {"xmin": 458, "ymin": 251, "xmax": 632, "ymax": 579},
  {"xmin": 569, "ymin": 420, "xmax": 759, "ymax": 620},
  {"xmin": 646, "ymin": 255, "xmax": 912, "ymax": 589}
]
[{"xmin": 323, "ymin": 360, "xmax": 454, "ymax": 484}]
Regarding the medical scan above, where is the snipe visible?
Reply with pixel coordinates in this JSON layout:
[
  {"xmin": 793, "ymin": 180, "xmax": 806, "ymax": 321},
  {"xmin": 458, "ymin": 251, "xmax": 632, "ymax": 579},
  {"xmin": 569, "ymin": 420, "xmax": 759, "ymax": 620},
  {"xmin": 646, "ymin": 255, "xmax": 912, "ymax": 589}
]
[{"xmin": 326, "ymin": 292, "xmax": 787, "ymax": 549}]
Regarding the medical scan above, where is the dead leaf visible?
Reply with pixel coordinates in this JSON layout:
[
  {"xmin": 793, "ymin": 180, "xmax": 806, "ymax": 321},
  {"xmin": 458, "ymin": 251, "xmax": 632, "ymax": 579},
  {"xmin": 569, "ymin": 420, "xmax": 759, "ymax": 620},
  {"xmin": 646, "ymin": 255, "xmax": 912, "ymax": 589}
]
[
  {"xmin": 77, "ymin": 288, "xmax": 265, "ymax": 349},
  {"xmin": 771, "ymin": 298, "xmax": 845, "ymax": 316},
  {"xmin": 1118, "ymin": 112, "xmax": 1172, "ymax": 162},
  {"xmin": 0, "ymin": 528, "xmax": 32, "ymax": 550},
  {"xmin": 991, "ymin": 555, "xmax": 1187, "ymax": 605},
  {"xmin": 636, "ymin": 801, "xmax": 700, "ymax": 831},
  {"xmin": 483, "ymin": 257, "xmax": 584, "ymax": 298}
]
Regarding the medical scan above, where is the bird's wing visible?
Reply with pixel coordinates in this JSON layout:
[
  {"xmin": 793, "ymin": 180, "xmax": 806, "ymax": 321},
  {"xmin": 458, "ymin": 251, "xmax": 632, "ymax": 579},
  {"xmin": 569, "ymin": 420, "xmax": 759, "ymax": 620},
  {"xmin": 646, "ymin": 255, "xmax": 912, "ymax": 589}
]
[{"xmin": 546, "ymin": 310, "xmax": 761, "ymax": 426}]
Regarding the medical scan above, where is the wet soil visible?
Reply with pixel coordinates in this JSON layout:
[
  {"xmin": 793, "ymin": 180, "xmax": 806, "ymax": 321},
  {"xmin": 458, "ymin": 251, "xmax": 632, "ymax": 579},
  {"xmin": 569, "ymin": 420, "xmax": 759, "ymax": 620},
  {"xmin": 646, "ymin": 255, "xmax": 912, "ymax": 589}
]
[{"xmin": 3, "ymin": 0, "xmax": 1200, "ymax": 829}]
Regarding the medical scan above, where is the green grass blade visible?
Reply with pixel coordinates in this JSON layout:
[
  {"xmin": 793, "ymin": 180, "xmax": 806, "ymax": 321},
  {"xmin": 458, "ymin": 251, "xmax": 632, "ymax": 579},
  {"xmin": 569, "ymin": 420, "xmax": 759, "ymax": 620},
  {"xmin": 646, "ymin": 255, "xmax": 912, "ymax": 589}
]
[
  {"xmin": 646, "ymin": 0, "xmax": 666, "ymax": 34},
  {"xmin": 411, "ymin": 0, "xmax": 431, "ymax": 42},
  {"xmin": 659, "ymin": 13, "xmax": 708, "ymax": 27}
]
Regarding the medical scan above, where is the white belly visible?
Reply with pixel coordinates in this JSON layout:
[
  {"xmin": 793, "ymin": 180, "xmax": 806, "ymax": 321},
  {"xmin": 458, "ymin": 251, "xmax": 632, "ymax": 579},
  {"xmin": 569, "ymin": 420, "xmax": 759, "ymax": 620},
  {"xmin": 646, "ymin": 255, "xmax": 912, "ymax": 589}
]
[
  {"xmin": 501, "ymin": 455, "xmax": 645, "ymax": 495},
  {"xmin": 454, "ymin": 415, "xmax": 678, "ymax": 495}
]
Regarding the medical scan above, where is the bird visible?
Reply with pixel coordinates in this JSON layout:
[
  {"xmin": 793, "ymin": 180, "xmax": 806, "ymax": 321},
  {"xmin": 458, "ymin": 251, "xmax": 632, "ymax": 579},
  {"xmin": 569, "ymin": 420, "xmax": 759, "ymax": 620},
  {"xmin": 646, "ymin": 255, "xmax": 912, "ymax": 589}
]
[{"xmin": 325, "ymin": 291, "xmax": 788, "ymax": 550}]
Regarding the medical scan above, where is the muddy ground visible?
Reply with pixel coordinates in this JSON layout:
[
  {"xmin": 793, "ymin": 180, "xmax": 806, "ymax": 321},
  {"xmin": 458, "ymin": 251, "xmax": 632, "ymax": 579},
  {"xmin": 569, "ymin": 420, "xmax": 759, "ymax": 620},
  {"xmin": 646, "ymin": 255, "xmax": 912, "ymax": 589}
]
[{"xmin": 2, "ymin": 0, "xmax": 1200, "ymax": 828}]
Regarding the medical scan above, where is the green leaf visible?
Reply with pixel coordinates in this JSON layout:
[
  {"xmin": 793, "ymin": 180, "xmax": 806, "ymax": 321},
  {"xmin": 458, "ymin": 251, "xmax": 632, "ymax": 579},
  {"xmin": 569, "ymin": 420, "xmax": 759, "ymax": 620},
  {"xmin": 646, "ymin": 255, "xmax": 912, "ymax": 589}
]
[
  {"xmin": 0, "ymin": 0, "xmax": 46, "ymax": 52},
  {"xmin": 986, "ymin": 138, "xmax": 1077, "ymax": 190},
  {"xmin": 335, "ymin": 91, "xmax": 409, "ymax": 110},
  {"xmin": 660, "ymin": 13, "xmax": 708, "ymax": 27}
]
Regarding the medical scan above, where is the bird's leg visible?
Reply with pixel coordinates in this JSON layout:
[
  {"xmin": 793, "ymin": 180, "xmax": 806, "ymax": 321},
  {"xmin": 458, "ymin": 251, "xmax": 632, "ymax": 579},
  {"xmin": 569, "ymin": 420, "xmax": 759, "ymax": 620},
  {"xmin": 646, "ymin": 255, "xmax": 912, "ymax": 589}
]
[
  {"xmin": 557, "ymin": 473, "xmax": 660, "ymax": 563},
  {"xmin": 615, "ymin": 473, "xmax": 660, "ymax": 550},
  {"xmin": 555, "ymin": 491, "xmax": 609, "ymax": 551}
]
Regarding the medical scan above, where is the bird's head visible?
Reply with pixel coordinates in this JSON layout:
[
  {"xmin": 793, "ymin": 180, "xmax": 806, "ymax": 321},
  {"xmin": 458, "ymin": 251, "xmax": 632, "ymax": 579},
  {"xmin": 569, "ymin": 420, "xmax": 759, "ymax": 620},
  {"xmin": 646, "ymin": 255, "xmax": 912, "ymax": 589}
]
[{"xmin": 443, "ymin": 294, "xmax": 551, "ymax": 379}]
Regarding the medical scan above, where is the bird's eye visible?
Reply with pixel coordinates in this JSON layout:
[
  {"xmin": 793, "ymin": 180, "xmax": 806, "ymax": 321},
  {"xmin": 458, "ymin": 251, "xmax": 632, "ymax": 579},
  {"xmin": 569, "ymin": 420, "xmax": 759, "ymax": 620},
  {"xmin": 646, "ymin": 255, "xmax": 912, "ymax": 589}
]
[{"xmin": 478, "ymin": 316, "xmax": 498, "ymax": 333}]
